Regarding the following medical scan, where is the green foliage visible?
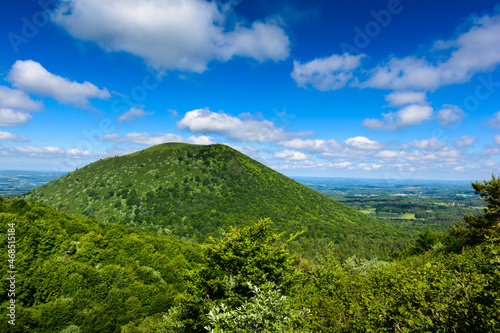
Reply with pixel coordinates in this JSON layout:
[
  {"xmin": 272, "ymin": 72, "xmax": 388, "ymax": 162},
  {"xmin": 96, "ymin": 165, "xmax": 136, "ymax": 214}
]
[
  {"xmin": 392, "ymin": 228, "xmax": 441, "ymax": 258},
  {"xmin": 0, "ymin": 199, "xmax": 202, "ymax": 333},
  {"xmin": 451, "ymin": 174, "xmax": 500, "ymax": 246},
  {"xmin": 154, "ymin": 219, "xmax": 306, "ymax": 332},
  {"xmin": 205, "ymin": 282, "xmax": 309, "ymax": 333},
  {"xmin": 294, "ymin": 176, "xmax": 500, "ymax": 332},
  {"xmin": 295, "ymin": 243, "xmax": 500, "ymax": 332}
]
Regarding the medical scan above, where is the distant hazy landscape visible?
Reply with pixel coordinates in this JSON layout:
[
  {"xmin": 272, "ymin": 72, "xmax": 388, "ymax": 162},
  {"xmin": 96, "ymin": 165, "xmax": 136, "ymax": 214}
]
[{"xmin": 0, "ymin": 170, "xmax": 67, "ymax": 197}]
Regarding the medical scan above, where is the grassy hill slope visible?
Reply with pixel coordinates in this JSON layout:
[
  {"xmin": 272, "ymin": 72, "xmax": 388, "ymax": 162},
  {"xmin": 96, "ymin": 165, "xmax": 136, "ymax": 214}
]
[{"xmin": 22, "ymin": 143, "xmax": 411, "ymax": 258}]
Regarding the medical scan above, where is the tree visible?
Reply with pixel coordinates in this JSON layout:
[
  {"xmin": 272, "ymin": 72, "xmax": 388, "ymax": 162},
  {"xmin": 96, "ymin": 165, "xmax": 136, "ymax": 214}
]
[
  {"xmin": 395, "ymin": 228, "xmax": 440, "ymax": 257},
  {"xmin": 154, "ymin": 218, "xmax": 304, "ymax": 332},
  {"xmin": 451, "ymin": 174, "xmax": 500, "ymax": 246}
]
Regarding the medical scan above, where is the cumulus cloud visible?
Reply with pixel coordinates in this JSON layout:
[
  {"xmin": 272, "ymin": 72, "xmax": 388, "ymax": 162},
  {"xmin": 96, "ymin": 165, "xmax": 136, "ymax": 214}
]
[
  {"xmin": 6, "ymin": 60, "xmax": 110, "ymax": 107},
  {"xmin": 362, "ymin": 57, "xmax": 443, "ymax": 91},
  {"xmin": 437, "ymin": 105, "xmax": 465, "ymax": 127},
  {"xmin": 0, "ymin": 131, "xmax": 30, "ymax": 142},
  {"xmin": 455, "ymin": 135, "xmax": 477, "ymax": 148},
  {"xmin": 344, "ymin": 136, "xmax": 383, "ymax": 150},
  {"xmin": 0, "ymin": 109, "xmax": 33, "ymax": 127},
  {"xmin": 188, "ymin": 135, "xmax": 217, "ymax": 145},
  {"xmin": 291, "ymin": 53, "xmax": 365, "ymax": 91},
  {"xmin": 51, "ymin": 0, "xmax": 289, "ymax": 72},
  {"xmin": 0, "ymin": 86, "xmax": 43, "ymax": 111},
  {"xmin": 385, "ymin": 91, "xmax": 427, "ymax": 106},
  {"xmin": 488, "ymin": 111, "xmax": 500, "ymax": 128},
  {"xmin": 274, "ymin": 150, "xmax": 308, "ymax": 160},
  {"xmin": 363, "ymin": 104, "xmax": 433, "ymax": 131},
  {"xmin": 363, "ymin": 12, "xmax": 500, "ymax": 90},
  {"xmin": 102, "ymin": 132, "xmax": 215, "ymax": 145},
  {"xmin": 0, "ymin": 86, "xmax": 43, "ymax": 127},
  {"xmin": 177, "ymin": 108, "xmax": 311, "ymax": 142},
  {"xmin": 118, "ymin": 107, "xmax": 153, "ymax": 124},
  {"xmin": 277, "ymin": 138, "xmax": 342, "ymax": 153}
]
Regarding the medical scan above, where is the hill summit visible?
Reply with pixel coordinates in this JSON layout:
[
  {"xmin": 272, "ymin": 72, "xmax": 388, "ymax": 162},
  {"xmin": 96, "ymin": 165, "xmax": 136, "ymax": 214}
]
[{"xmin": 23, "ymin": 143, "xmax": 407, "ymax": 258}]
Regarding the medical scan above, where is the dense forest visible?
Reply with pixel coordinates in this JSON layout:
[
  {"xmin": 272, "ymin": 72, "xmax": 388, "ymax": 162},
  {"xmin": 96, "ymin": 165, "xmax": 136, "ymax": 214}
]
[
  {"xmin": 0, "ymin": 198, "xmax": 203, "ymax": 332},
  {"xmin": 1, "ymin": 175, "xmax": 499, "ymax": 332}
]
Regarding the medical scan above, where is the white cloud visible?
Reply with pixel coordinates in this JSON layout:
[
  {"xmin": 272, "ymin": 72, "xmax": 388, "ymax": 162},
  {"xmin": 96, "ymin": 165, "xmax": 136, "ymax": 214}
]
[
  {"xmin": 118, "ymin": 107, "xmax": 153, "ymax": 124},
  {"xmin": 344, "ymin": 136, "xmax": 383, "ymax": 150},
  {"xmin": 0, "ymin": 131, "xmax": 29, "ymax": 142},
  {"xmin": 177, "ymin": 108, "xmax": 311, "ymax": 142},
  {"xmin": 51, "ymin": 0, "xmax": 289, "ymax": 72},
  {"xmin": 334, "ymin": 161, "xmax": 352, "ymax": 168},
  {"xmin": 102, "ymin": 134, "xmax": 119, "ymax": 141},
  {"xmin": 277, "ymin": 138, "xmax": 341, "ymax": 153},
  {"xmin": 0, "ymin": 109, "xmax": 33, "ymax": 127},
  {"xmin": 479, "ymin": 145, "xmax": 500, "ymax": 156},
  {"xmin": 385, "ymin": 91, "xmax": 427, "ymax": 106},
  {"xmin": 220, "ymin": 22, "xmax": 290, "ymax": 62},
  {"xmin": 269, "ymin": 133, "xmax": 488, "ymax": 176},
  {"xmin": 103, "ymin": 132, "xmax": 215, "ymax": 146},
  {"xmin": 362, "ymin": 57, "xmax": 443, "ymax": 91},
  {"xmin": 6, "ymin": 145, "xmax": 95, "ymax": 158},
  {"xmin": 0, "ymin": 86, "xmax": 43, "ymax": 111},
  {"xmin": 349, "ymin": 163, "xmax": 380, "ymax": 171},
  {"xmin": 189, "ymin": 135, "xmax": 216, "ymax": 145},
  {"xmin": 6, "ymin": 60, "xmax": 110, "ymax": 107},
  {"xmin": 363, "ymin": 104, "xmax": 433, "ymax": 131},
  {"xmin": 437, "ymin": 105, "xmax": 465, "ymax": 127},
  {"xmin": 291, "ymin": 53, "xmax": 364, "ymax": 91},
  {"xmin": 494, "ymin": 134, "xmax": 500, "ymax": 145},
  {"xmin": 483, "ymin": 160, "xmax": 497, "ymax": 168},
  {"xmin": 363, "ymin": 12, "xmax": 500, "ymax": 91},
  {"xmin": 455, "ymin": 135, "xmax": 477, "ymax": 148},
  {"xmin": 488, "ymin": 111, "xmax": 500, "ymax": 128},
  {"xmin": 0, "ymin": 86, "xmax": 43, "ymax": 127},
  {"xmin": 274, "ymin": 150, "xmax": 308, "ymax": 160},
  {"xmin": 168, "ymin": 109, "xmax": 179, "ymax": 118},
  {"xmin": 407, "ymin": 138, "xmax": 447, "ymax": 150},
  {"xmin": 376, "ymin": 150, "xmax": 403, "ymax": 159},
  {"xmin": 223, "ymin": 143, "xmax": 260, "ymax": 157}
]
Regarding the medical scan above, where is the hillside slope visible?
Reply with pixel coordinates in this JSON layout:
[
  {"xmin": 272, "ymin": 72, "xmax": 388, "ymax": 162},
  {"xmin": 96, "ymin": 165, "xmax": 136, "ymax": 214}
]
[{"xmin": 22, "ymin": 143, "xmax": 410, "ymax": 258}]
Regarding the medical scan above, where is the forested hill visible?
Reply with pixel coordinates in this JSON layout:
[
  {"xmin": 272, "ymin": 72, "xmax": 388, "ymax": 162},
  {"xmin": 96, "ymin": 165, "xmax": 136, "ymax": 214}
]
[{"xmin": 22, "ymin": 143, "xmax": 411, "ymax": 258}]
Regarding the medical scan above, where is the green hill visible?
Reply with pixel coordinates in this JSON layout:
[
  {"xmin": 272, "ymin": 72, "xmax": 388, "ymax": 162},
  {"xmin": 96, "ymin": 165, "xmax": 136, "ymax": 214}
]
[{"xmin": 22, "ymin": 143, "xmax": 411, "ymax": 258}]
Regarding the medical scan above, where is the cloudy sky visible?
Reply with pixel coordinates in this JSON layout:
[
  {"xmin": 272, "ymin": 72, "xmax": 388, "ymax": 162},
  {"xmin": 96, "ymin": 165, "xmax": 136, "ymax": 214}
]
[{"xmin": 1, "ymin": 0, "xmax": 500, "ymax": 180}]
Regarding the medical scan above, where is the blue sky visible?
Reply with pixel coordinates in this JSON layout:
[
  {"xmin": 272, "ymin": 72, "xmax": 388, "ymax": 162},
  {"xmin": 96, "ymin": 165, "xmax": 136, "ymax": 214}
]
[{"xmin": 1, "ymin": 0, "xmax": 500, "ymax": 180}]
